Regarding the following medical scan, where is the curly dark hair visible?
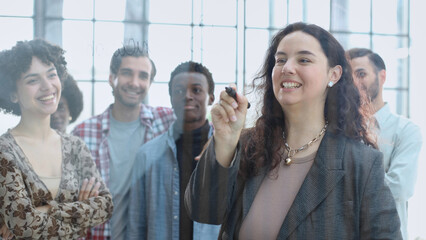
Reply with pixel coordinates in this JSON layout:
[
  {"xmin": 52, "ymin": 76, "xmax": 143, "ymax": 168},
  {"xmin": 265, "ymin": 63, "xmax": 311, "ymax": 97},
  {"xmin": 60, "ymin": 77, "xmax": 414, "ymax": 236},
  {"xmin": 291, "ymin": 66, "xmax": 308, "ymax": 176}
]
[
  {"xmin": 110, "ymin": 44, "xmax": 156, "ymax": 82},
  {"xmin": 61, "ymin": 74, "xmax": 83, "ymax": 123},
  {"xmin": 0, "ymin": 39, "xmax": 67, "ymax": 116},
  {"xmin": 241, "ymin": 22, "xmax": 377, "ymax": 178},
  {"xmin": 168, "ymin": 61, "xmax": 215, "ymax": 96}
]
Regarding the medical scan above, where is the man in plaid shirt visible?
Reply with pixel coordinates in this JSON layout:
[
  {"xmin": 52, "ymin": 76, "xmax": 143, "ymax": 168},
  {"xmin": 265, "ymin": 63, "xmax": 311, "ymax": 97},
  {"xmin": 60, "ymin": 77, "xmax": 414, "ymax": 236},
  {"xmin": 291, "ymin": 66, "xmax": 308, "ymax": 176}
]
[{"xmin": 72, "ymin": 45, "xmax": 175, "ymax": 239}]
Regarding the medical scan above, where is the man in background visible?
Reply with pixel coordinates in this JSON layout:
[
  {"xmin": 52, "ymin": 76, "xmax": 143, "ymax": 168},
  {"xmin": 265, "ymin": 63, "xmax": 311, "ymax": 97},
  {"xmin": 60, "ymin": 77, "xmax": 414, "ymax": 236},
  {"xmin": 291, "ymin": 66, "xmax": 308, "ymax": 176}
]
[
  {"xmin": 347, "ymin": 48, "xmax": 423, "ymax": 240},
  {"xmin": 128, "ymin": 61, "xmax": 220, "ymax": 240},
  {"xmin": 73, "ymin": 45, "xmax": 175, "ymax": 239}
]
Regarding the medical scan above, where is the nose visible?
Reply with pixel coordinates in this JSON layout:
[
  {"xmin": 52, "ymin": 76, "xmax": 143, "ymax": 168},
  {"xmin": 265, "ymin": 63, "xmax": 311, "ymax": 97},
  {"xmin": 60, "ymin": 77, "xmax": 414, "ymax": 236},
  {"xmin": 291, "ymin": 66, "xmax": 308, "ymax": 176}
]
[
  {"xmin": 281, "ymin": 60, "xmax": 295, "ymax": 75},
  {"xmin": 128, "ymin": 75, "xmax": 139, "ymax": 87},
  {"xmin": 185, "ymin": 89, "xmax": 193, "ymax": 100},
  {"xmin": 40, "ymin": 77, "xmax": 53, "ymax": 90}
]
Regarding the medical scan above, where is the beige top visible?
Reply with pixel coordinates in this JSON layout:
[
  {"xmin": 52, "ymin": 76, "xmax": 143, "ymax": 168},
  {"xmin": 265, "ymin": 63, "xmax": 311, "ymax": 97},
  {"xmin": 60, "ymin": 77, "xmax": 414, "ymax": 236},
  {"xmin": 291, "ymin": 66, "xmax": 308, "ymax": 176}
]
[
  {"xmin": 239, "ymin": 151, "xmax": 317, "ymax": 240},
  {"xmin": 39, "ymin": 175, "xmax": 61, "ymax": 199}
]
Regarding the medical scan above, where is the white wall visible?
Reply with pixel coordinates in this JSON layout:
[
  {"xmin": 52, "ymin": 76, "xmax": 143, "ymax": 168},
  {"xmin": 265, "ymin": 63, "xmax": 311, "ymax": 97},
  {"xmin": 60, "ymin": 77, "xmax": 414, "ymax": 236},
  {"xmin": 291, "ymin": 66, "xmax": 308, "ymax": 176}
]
[{"xmin": 407, "ymin": 0, "xmax": 426, "ymax": 239}]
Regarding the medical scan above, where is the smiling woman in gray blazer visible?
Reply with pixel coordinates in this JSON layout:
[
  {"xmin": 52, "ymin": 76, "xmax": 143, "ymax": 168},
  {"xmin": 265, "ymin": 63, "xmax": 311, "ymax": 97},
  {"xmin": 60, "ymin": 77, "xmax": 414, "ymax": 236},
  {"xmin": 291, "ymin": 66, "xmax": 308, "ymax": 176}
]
[{"xmin": 185, "ymin": 22, "xmax": 401, "ymax": 240}]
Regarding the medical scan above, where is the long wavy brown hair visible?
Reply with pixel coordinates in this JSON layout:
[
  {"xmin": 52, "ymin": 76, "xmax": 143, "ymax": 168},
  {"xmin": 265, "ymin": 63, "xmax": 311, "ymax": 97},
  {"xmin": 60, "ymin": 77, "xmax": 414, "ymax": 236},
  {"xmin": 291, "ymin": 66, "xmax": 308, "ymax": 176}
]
[{"xmin": 240, "ymin": 22, "xmax": 377, "ymax": 178}]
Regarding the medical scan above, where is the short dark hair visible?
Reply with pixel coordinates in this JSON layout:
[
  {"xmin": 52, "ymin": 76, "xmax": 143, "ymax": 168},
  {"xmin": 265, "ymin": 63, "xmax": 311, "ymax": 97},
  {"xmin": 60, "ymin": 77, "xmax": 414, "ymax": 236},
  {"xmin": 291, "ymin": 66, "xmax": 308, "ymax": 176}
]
[
  {"xmin": 0, "ymin": 39, "xmax": 67, "ymax": 116},
  {"xmin": 346, "ymin": 48, "xmax": 386, "ymax": 73},
  {"xmin": 61, "ymin": 74, "xmax": 83, "ymax": 123},
  {"xmin": 110, "ymin": 44, "xmax": 157, "ymax": 82},
  {"xmin": 168, "ymin": 61, "xmax": 215, "ymax": 96}
]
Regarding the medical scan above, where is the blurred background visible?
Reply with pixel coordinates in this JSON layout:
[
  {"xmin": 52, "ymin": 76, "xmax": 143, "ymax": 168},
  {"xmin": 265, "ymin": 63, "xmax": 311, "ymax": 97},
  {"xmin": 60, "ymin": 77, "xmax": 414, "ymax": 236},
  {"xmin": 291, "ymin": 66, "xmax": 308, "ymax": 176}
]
[{"xmin": 0, "ymin": 0, "xmax": 425, "ymax": 238}]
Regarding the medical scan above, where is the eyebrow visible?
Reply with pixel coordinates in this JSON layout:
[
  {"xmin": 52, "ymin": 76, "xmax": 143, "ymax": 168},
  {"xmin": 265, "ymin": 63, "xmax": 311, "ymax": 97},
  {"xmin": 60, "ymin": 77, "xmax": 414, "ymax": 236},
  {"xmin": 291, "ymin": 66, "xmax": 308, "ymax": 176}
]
[
  {"xmin": 120, "ymin": 68, "xmax": 149, "ymax": 75},
  {"xmin": 274, "ymin": 50, "xmax": 316, "ymax": 57},
  {"xmin": 23, "ymin": 67, "xmax": 56, "ymax": 80},
  {"xmin": 174, "ymin": 82, "xmax": 202, "ymax": 88},
  {"xmin": 119, "ymin": 68, "xmax": 133, "ymax": 72}
]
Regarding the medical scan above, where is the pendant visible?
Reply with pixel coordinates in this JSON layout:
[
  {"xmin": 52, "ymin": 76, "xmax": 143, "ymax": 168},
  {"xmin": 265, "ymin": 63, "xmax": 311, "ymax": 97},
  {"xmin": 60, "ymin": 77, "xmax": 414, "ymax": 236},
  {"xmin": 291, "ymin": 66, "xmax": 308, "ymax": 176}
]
[{"xmin": 285, "ymin": 157, "xmax": 292, "ymax": 165}]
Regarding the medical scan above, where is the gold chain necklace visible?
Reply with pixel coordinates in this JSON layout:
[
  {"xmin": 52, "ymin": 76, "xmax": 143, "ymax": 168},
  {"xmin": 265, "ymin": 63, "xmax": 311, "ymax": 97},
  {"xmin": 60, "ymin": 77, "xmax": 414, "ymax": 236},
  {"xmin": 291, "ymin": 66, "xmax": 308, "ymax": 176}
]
[{"xmin": 282, "ymin": 121, "xmax": 328, "ymax": 165}]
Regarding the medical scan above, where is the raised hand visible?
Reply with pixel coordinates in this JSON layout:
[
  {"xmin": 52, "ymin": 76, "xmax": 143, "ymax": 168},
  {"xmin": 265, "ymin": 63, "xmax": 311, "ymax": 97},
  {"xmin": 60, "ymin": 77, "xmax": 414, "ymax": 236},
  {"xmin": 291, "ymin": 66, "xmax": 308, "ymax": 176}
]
[{"xmin": 210, "ymin": 85, "xmax": 249, "ymax": 167}]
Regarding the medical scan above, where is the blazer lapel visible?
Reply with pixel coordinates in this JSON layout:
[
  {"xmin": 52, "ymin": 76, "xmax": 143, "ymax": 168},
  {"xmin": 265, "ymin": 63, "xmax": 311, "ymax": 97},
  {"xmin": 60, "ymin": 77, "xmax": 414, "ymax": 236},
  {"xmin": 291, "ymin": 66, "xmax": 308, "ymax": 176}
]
[{"xmin": 277, "ymin": 131, "xmax": 346, "ymax": 239}]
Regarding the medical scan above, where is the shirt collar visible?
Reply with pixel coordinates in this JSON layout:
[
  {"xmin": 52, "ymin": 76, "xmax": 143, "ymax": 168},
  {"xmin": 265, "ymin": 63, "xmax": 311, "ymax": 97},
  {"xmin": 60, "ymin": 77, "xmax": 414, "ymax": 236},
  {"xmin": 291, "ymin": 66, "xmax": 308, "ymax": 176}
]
[
  {"xmin": 102, "ymin": 103, "xmax": 156, "ymax": 135},
  {"xmin": 169, "ymin": 120, "xmax": 213, "ymax": 142},
  {"xmin": 374, "ymin": 102, "xmax": 390, "ymax": 125}
]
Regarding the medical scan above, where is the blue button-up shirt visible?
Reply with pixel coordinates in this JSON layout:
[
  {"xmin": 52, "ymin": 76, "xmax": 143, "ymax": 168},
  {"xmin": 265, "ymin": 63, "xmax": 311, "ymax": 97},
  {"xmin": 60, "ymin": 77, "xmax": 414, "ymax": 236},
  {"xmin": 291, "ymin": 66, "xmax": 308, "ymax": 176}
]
[
  {"xmin": 375, "ymin": 103, "xmax": 423, "ymax": 240},
  {"xmin": 128, "ymin": 123, "xmax": 220, "ymax": 240}
]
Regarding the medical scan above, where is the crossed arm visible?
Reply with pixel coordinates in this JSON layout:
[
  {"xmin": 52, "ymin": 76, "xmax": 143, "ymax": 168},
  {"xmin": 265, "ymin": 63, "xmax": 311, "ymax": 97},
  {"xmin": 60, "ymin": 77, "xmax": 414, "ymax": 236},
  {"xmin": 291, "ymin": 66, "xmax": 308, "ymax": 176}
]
[{"xmin": 0, "ymin": 143, "xmax": 113, "ymax": 239}]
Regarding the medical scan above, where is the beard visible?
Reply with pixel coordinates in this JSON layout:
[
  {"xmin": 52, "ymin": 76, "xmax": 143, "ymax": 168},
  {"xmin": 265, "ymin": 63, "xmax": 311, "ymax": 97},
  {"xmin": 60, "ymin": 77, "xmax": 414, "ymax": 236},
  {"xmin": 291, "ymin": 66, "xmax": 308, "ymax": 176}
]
[
  {"xmin": 112, "ymin": 87, "xmax": 144, "ymax": 108},
  {"xmin": 366, "ymin": 76, "xmax": 380, "ymax": 102}
]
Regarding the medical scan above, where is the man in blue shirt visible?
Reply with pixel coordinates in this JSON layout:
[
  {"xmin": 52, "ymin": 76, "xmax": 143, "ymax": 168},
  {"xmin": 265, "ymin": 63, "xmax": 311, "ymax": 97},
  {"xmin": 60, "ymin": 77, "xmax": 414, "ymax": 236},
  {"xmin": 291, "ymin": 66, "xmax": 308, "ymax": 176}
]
[
  {"xmin": 128, "ymin": 61, "xmax": 220, "ymax": 240},
  {"xmin": 347, "ymin": 48, "xmax": 423, "ymax": 240}
]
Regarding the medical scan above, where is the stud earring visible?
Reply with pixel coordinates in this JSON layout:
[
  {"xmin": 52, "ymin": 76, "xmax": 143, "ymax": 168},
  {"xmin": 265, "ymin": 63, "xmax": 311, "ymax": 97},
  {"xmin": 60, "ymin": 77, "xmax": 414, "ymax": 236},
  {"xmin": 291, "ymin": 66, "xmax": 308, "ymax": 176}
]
[
  {"xmin": 328, "ymin": 81, "xmax": 334, "ymax": 88},
  {"xmin": 10, "ymin": 94, "xmax": 18, "ymax": 103}
]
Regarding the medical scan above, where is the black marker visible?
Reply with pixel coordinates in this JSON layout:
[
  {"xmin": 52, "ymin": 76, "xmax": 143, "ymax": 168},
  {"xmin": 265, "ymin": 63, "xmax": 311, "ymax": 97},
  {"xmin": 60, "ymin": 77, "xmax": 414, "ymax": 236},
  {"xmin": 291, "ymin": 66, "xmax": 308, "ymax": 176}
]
[{"xmin": 225, "ymin": 87, "xmax": 251, "ymax": 109}]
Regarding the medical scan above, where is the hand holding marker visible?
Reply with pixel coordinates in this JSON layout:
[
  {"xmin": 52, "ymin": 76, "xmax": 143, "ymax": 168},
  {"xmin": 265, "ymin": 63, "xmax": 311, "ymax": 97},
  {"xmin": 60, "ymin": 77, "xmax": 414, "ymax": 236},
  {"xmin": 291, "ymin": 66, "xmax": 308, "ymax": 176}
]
[{"xmin": 225, "ymin": 87, "xmax": 251, "ymax": 109}]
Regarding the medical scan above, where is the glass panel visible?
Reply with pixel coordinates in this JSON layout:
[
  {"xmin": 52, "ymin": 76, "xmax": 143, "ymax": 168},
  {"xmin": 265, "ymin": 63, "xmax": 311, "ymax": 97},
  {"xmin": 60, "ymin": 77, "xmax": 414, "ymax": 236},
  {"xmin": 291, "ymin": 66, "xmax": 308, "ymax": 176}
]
[
  {"xmin": 288, "ymin": 0, "xmax": 304, "ymax": 23},
  {"xmin": 200, "ymin": 27, "xmax": 236, "ymax": 84},
  {"xmin": 245, "ymin": 29, "xmax": 269, "ymax": 84},
  {"xmin": 245, "ymin": 1, "xmax": 269, "ymax": 28},
  {"xmin": 246, "ymin": 0, "xmax": 287, "ymax": 28},
  {"xmin": 63, "ymin": 20, "xmax": 94, "ymax": 80},
  {"xmin": 94, "ymin": 81, "xmax": 115, "ymax": 115},
  {"xmin": 372, "ymin": 0, "xmax": 409, "ymax": 35},
  {"xmin": 331, "ymin": 0, "xmax": 370, "ymax": 33},
  {"xmin": 192, "ymin": 27, "xmax": 202, "ymax": 63},
  {"xmin": 147, "ymin": 83, "xmax": 171, "ymax": 108},
  {"xmin": 212, "ymin": 83, "xmax": 226, "ymax": 105},
  {"xmin": 124, "ymin": 0, "xmax": 144, "ymax": 22},
  {"xmin": 0, "ymin": 18, "xmax": 33, "ymax": 50},
  {"xmin": 148, "ymin": 25, "xmax": 192, "ymax": 85},
  {"xmin": 94, "ymin": 22, "xmax": 124, "ymax": 80},
  {"xmin": 124, "ymin": 23, "xmax": 145, "ymax": 44},
  {"xmin": 149, "ymin": 0, "xmax": 192, "ymax": 24},
  {"xmin": 202, "ymin": 0, "xmax": 236, "ymax": 26},
  {"xmin": 271, "ymin": 0, "xmax": 288, "ymax": 28},
  {"xmin": 244, "ymin": 29, "xmax": 270, "ymax": 128},
  {"xmin": 45, "ymin": 0, "xmax": 64, "ymax": 18},
  {"xmin": 67, "ymin": 81, "xmax": 92, "ymax": 126},
  {"xmin": 333, "ymin": 33, "xmax": 370, "ymax": 50},
  {"xmin": 305, "ymin": 0, "xmax": 330, "ymax": 30},
  {"xmin": 45, "ymin": 20, "xmax": 63, "ymax": 46},
  {"xmin": 383, "ymin": 89, "xmax": 408, "ymax": 117},
  {"xmin": 373, "ymin": 36, "xmax": 409, "ymax": 89},
  {"xmin": 63, "ymin": 0, "xmax": 93, "ymax": 19},
  {"xmin": 68, "ymin": 81, "xmax": 92, "ymax": 128},
  {"xmin": 95, "ymin": 0, "xmax": 126, "ymax": 21},
  {"xmin": 0, "ymin": 0, "xmax": 33, "ymax": 16}
]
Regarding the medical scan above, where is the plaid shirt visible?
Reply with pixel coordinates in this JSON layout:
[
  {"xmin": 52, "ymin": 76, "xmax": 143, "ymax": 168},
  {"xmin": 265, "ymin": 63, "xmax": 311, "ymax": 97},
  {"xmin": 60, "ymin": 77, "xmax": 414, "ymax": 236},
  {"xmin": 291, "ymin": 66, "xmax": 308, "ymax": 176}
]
[{"xmin": 72, "ymin": 104, "xmax": 175, "ymax": 240}]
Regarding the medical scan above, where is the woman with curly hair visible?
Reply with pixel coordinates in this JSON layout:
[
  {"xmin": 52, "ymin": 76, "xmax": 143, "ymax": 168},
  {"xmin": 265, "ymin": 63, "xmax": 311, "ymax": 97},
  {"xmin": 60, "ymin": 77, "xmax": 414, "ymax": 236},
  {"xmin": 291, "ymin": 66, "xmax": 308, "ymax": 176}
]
[
  {"xmin": 50, "ymin": 74, "xmax": 83, "ymax": 133},
  {"xmin": 0, "ymin": 39, "xmax": 113, "ymax": 239},
  {"xmin": 185, "ymin": 22, "xmax": 401, "ymax": 239}
]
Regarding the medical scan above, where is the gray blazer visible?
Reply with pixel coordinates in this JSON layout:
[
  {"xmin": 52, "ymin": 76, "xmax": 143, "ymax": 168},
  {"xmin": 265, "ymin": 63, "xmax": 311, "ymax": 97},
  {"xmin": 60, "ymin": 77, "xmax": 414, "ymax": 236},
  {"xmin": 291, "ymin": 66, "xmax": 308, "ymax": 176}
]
[{"xmin": 185, "ymin": 130, "xmax": 402, "ymax": 239}]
